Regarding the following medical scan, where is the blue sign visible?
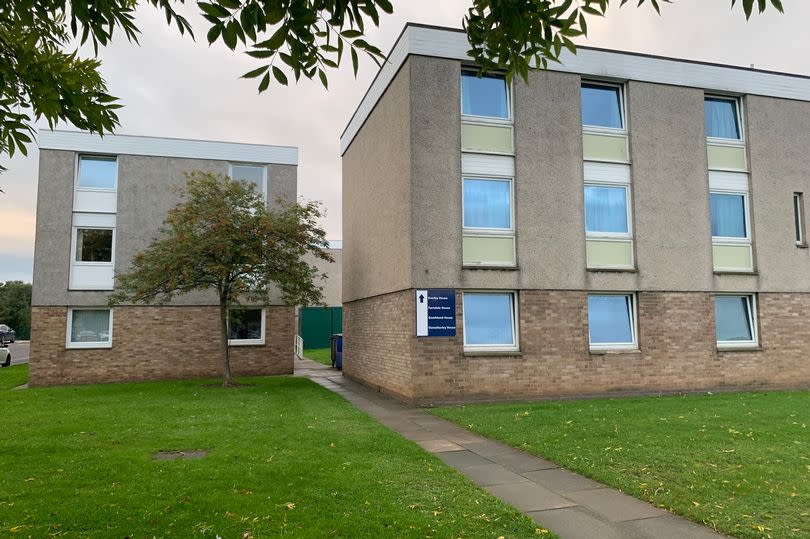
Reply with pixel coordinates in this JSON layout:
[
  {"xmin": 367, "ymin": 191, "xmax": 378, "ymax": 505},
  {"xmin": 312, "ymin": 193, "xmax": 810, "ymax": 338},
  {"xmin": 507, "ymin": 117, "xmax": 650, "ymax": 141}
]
[{"xmin": 415, "ymin": 289, "xmax": 456, "ymax": 337}]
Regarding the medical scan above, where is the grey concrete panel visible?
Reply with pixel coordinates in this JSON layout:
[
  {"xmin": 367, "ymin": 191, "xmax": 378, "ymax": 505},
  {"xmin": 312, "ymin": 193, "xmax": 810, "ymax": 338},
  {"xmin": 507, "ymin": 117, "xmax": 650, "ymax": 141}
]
[
  {"xmin": 747, "ymin": 94, "xmax": 810, "ymax": 291},
  {"xmin": 307, "ymin": 248, "xmax": 341, "ymax": 307},
  {"xmin": 528, "ymin": 507, "xmax": 631, "ymax": 539},
  {"xmin": 485, "ymin": 482, "xmax": 577, "ymax": 512},
  {"xmin": 462, "ymin": 463, "xmax": 528, "ymax": 486},
  {"xmin": 565, "ymin": 487, "xmax": 666, "ymax": 522},
  {"xmin": 32, "ymin": 150, "xmax": 75, "ymax": 306},
  {"xmin": 409, "ymin": 56, "xmax": 463, "ymax": 289},
  {"xmin": 341, "ymin": 58, "xmax": 413, "ymax": 302},
  {"xmin": 628, "ymin": 81, "xmax": 714, "ymax": 291},
  {"xmin": 512, "ymin": 69, "xmax": 588, "ymax": 290}
]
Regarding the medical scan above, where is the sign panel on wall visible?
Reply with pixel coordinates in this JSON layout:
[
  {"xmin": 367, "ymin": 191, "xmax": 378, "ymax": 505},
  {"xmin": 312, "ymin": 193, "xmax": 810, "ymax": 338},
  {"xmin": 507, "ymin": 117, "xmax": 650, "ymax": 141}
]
[{"xmin": 415, "ymin": 289, "xmax": 456, "ymax": 337}]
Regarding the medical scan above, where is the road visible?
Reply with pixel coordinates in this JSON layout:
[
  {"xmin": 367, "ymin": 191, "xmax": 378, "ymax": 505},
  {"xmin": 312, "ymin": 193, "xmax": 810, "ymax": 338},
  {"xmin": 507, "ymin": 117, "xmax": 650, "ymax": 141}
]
[{"xmin": 5, "ymin": 341, "xmax": 29, "ymax": 365}]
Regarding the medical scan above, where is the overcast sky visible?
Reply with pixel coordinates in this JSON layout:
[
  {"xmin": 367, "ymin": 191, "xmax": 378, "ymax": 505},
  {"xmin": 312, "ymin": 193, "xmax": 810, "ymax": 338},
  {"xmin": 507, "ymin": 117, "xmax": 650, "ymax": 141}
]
[{"xmin": 1, "ymin": 0, "xmax": 808, "ymax": 283}]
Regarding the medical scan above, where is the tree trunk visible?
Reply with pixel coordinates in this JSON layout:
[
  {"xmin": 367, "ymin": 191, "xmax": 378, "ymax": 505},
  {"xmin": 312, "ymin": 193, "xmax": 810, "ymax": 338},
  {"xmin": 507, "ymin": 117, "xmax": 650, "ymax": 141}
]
[{"xmin": 218, "ymin": 295, "xmax": 232, "ymax": 387}]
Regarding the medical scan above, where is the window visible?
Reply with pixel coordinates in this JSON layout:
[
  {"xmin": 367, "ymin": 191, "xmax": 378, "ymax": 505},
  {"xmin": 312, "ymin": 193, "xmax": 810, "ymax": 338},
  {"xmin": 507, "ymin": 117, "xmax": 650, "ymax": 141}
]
[
  {"xmin": 462, "ymin": 292, "xmax": 518, "ymax": 350},
  {"xmin": 463, "ymin": 177, "xmax": 512, "ymax": 230},
  {"xmin": 584, "ymin": 185, "xmax": 629, "ymax": 234},
  {"xmin": 228, "ymin": 308, "xmax": 265, "ymax": 345},
  {"xmin": 581, "ymin": 82, "xmax": 624, "ymax": 130},
  {"xmin": 710, "ymin": 193, "xmax": 748, "ymax": 239},
  {"xmin": 715, "ymin": 295, "xmax": 757, "ymax": 347},
  {"xmin": 75, "ymin": 229, "xmax": 113, "ymax": 262},
  {"xmin": 794, "ymin": 193, "xmax": 805, "ymax": 245},
  {"xmin": 230, "ymin": 164, "xmax": 266, "ymax": 197},
  {"xmin": 461, "ymin": 71, "xmax": 509, "ymax": 119},
  {"xmin": 67, "ymin": 309, "xmax": 112, "ymax": 348},
  {"xmin": 588, "ymin": 294, "xmax": 637, "ymax": 349},
  {"xmin": 77, "ymin": 156, "xmax": 117, "ymax": 189},
  {"xmin": 705, "ymin": 96, "xmax": 742, "ymax": 140}
]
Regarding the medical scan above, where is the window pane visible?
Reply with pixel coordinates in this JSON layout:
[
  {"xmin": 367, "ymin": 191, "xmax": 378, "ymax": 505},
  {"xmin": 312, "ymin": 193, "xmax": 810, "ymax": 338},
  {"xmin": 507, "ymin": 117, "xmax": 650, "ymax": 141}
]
[
  {"xmin": 705, "ymin": 97, "xmax": 740, "ymax": 139},
  {"xmin": 715, "ymin": 296, "xmax": 753, "ymax": 342},
  {"xmin": 794, "ymin": 194, "xmax": 804, "ymax": 243},
  {"xmin": 581, "ymin": 83, "xmax": 623, "ymax": 129},
  {"xmin": 71, "ymin": 310, "xmax": 111, "ymax": 343},
  {"xmin": 229, "ymin": 309, "xmax": 263, "ymax": 340},
  {"xmin": 461, "ymin": 72, "xmax": 509, "ymax": 119},
  {"xmin": 78, "ymin": 157, "xmax": 116, "ymax": 189},
  {"xmin": 231, "ymin": 165, "xmax": 265, "ymax": 195},
  {"xmin": 588, "ymin": 295, "xmax": 633, "ymax": 344},
  {"xmin": 463, "ymin": 293, "xmax": 514, "ymax": 346},
  {"xmin": 585, "ymin": 186, "xmax": 628, "ymax": 233},
  {"xmin": 710, "ymin": 193, "xmax": 747, "ymax": 238},
  {"xmin": 463, "ymin": 178, "xmax": 511, "ymax": 229},
  {"xmin": 76, "ymin": 229, "xmax": 113, "ymax": 262}
]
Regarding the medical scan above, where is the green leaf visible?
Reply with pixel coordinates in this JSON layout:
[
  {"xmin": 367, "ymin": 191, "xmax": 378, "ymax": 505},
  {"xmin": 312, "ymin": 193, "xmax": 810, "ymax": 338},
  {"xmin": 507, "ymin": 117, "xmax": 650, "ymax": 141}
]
[
  {"xmin": 272, "ymin": 66, "xmax": 289, "ymax": 85},
  {"xmin": 258, "ymin": 72, "xmax": 270, "ymax": 92},
  {"xmin": 318, "ymin": 68, "xmax": 328, "ymax": 89},
  {"xmin": 350, "ymin": 47, "xmax": 358, "ymax": 76},
  {"xmin": 242, "ymin": 65, "xmax": 269, "ymax": 79}
]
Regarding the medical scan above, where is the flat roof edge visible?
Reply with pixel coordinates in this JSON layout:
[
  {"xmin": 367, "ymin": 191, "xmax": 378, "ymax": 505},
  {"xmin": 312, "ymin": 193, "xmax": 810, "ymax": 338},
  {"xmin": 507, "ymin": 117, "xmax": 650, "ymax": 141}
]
[
  {"xmin": 340, "ymin": 23, "xmax": 810, "ymax": 156},
  {"xmin": 38, "ymin": 130, "xmax": 299, "ymax": 166}
]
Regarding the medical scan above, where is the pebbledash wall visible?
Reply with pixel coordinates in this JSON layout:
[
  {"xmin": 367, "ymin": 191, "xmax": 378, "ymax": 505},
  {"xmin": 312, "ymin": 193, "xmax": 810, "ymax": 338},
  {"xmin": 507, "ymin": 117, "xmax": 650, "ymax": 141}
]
[
  {"xmin": 340, "ymin": 24, "xmax": 810, "ymax": 404},
  {"xmin": 30, "ymin": 131, "xmax": 299, "ymax": 386}
]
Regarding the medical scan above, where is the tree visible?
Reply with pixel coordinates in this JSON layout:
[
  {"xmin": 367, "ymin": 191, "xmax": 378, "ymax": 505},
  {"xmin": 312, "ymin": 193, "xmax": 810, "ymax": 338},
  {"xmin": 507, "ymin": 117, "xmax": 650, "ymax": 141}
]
[
  {"xmin": 0, "ymin": 281, "xmax": 32, "ymax": 340},
  {"xmin": 1, "ymin": 0, "xmax": 784, "ymax": 172},
  {"xmin": 108, "ymin": 171, "xmax": 333, "ymax": 386}
]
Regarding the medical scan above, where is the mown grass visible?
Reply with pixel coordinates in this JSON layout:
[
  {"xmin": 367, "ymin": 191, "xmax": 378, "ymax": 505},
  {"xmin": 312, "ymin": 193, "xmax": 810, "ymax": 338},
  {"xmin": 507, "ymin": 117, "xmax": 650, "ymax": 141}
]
[
  {"xmin": 433, "ymin": 391, "xmax": 810, "ymax": 539},
  {"xmin": 0, "ymin": 363, "xmax": 27, "ymax": 390},
  {"xmin": 303, "ymin": 347, "xmax": 332, "ymax": 366},
  {"xmin": 0, "ymin": 370, "xmax": 546, "ymax": 538}
]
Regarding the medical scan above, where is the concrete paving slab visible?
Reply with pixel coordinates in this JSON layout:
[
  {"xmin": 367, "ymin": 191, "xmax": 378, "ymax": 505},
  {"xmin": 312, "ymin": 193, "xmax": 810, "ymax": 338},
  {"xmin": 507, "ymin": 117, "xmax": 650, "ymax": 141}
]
[
  {"xmin": 619, "ymin": 515, "xmax": 728, "ymax": 538},
  {"xmin": 459, "ymin": 440, "xmax": 525, "ymax": 458},
  {"xmin": 462, "ymin": 464, "xmax": 529, "ymax": 486},
  {"xmin": 416, "ymin": 439, "xmax": 465, "ymax": 453},
  {"xmin": 528, "ymin": 507, "xmax": 633, "ymax": 539},
  {"xmin": 398, "ymin": 429, "xmax": 443, "ymax": 442},
  {"xmin": 435, "ymin": 450, "xmax": 493, "ymax": 469},
  {"xmin": 522, "ymin": 468, "xmax": 605, "ymax": 493},
  {"xmin": 485, "ymin": 482, "xmax": 577, "ymax": 512},
  {"xmin": 566, "ymin": 488, "xmax": 666, "ymax": 522},
  {"xmin": 488, "ymin": 450, "xmax": 559, "ymax": 473}
]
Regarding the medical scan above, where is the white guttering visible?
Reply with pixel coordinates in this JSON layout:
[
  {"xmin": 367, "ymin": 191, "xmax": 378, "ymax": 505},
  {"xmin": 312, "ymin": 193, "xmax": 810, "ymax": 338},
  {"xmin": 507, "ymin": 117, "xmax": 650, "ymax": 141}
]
[
  {"xmin": 340, "ymin": 24, "xmax": 810, "ymax": 155},
  {"xmin": 39, "ymin": 130, "xmax": 298, "ymax": 166}
]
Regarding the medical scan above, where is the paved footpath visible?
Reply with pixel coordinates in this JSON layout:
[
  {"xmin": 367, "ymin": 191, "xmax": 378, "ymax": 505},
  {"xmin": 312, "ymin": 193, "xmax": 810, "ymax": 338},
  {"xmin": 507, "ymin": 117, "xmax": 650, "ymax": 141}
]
[{"xmin": 296, "ymin": 357, "xmax": 728, "ymax": 539}]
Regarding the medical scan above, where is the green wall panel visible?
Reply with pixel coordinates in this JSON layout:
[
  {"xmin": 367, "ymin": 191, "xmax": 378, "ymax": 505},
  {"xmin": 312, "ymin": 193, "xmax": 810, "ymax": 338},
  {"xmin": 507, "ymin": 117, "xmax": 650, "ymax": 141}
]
[
  {"xmin": 583, "ymin": 133, "xmax": 629, "ymax": 162},
  {"xmin": 707, "ymin": 144, "xmax": 747, "ymax": 171},
  {"xmin": 299, "ymin": 307, "xmax": 343, "ymax": 349},
  {"xmin": 461, "ymin": 124, "xmax": 513, "ymax": 154},
  {"xmin": 463, "ymin": 235, "xmax": 516, "ymax": 266},
  {"xmin": 586, "ymin": 239, "xmax": 634, "ymax": 268},
  {"xmin": 713, "ymin": 244, "xmax": 753, "ymax": 271}
]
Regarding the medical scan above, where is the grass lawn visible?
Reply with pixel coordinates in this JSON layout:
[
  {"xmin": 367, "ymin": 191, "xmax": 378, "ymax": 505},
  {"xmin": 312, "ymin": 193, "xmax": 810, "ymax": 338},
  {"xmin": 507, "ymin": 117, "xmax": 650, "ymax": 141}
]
[
  {"xmin": 303, "ymin": 347, "xmax": 332, "ymax": 366},
  {"xmin": 433, "ymin": 391, "xmax": 810, "ymax": 539},
  {"xmin": 0, "ymin": 370, "xmax": 546, "ymax": 538},
  {"xmin": 0, "ymin": 363, "xmax": 27, "ymax": 390}
]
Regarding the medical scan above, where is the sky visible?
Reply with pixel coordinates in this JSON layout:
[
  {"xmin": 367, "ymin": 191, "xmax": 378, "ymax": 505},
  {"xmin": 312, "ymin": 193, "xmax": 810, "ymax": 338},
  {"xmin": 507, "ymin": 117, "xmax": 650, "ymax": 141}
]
[{"xmin": 1, "ymin": 0, "xmax": 809, "ymax": 283}]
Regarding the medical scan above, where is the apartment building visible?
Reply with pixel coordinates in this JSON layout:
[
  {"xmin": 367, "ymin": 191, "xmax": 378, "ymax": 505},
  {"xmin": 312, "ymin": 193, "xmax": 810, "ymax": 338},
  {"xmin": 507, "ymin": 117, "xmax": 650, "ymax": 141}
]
[
  {"xmin": 30, "ymin": 131, "xmax": 299, "ymax": 386},
  {"xmin": 340, "ymin": 23, "xmax": 810, "ymax": 403}
]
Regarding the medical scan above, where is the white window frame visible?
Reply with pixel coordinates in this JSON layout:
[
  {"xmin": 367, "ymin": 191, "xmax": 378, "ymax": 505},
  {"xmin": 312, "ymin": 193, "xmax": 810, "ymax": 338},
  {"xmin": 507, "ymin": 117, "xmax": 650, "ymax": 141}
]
[
  {"xmin": 583, "ymin": 182, "xmax": 633, "ymax": 240},
  {"xmin": 705, "ymin": 94, "xmax": 745, "ymax": 145},
  {"xmin": 462, "ymin": 291, "xmax": 519, "ymax": 353},
  {"xmin": 710, "ymin": 189, "xmax": 752, "ymax": 245},
  {"xmin": 229, "ymin": 163, "xmax": 268, "ymax": 202},
  {"xmin": 794, "ymin": 192, "xmax": 805, "ymax": 246},
  {"xmin": 581, "ymin": 80, "xmax": 627, "ymax": 135},
  {"xmin": 461, "ymin": 175, "xmax": 515, "ymax": 236},
  {"xmin": 75, "ymin": 154, "xmax": 118, "ymax": 192},
  {"xmin": 71, "ymin": 226, "xmax": 116, "ymax": 266},
  {"xmin": 66, "ymin": 308, "xmax": 113, "ymax": 349},
  {"xmin": 587, "ymin": 292, "xmax": 639, "ymax": 351},
  {"xmin": 460, "ymin": 68, "xmax": 513, "ymax": 124},
  {"xmin": 715, "ymin": 294, "xmax": 758, "ymax": 349},
  {"xmin": 227, "ymin": 307, "xmax": 266, "ymax": 346}
]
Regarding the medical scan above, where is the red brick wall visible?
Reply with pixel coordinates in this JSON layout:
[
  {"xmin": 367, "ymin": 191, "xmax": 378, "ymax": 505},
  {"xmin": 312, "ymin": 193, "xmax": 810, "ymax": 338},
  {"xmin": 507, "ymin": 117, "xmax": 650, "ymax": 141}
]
[
  {"xmin": 345, "ymin": 289, "xmax": 810, "ymax": 404},
  {"xmin": 342, "ymin": 291, "xmax": 414, "ymax": 400},
  {"xmin": 29, "ymin": 305, "xmax": 294, "ymax": 386}
]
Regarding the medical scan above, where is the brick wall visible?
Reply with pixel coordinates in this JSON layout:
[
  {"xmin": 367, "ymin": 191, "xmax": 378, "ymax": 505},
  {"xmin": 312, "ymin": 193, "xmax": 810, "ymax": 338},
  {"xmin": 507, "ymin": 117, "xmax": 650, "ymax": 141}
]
[
  {"xmin": 344, "ymin": 289, "xmax": 810, "ymax": 404},
  {"xmin": 343, "ymin": 291, "xmax": 414, "ymax": 400},
  {"xmin": 29, "ymin": 305, "xmax": 294, "ymax": 386}
]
